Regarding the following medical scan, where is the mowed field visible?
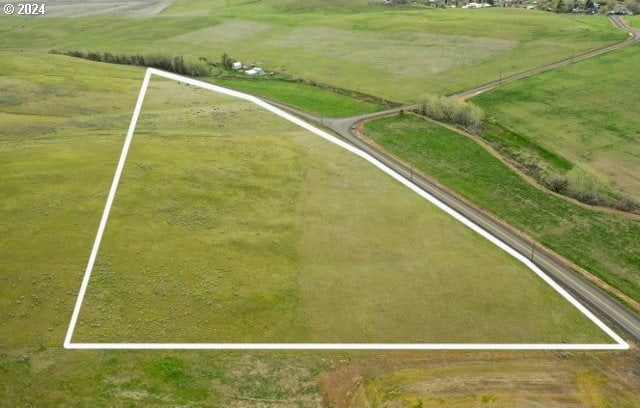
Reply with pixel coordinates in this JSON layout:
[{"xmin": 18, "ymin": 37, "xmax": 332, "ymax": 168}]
[
  {"xmin": 64, "ymin": 74, "xmax": 610, "ymax": 344},
  {"xmin": 321, "ymin": 351, "xmax": 640, "ymax": 407},
  {"xmin": 0, "ymin": 2, "xmax": 626, "ymax": 101},
  {"xmin": 472, "ymin": 44, "xmax": 640, "ymax": 203}
]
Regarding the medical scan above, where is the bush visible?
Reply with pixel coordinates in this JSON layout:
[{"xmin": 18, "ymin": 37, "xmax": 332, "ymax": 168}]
[
  {"xmin": 86, "ymin": 52, "xmax": 101, "ymax": 61},
  {"xmin": 546, "ymin": 173, "xmax": 569, "ymax": 193},
  {"xmin": 565, "ymin": 167, "xmax": 612, "ymax": 206},
  {"xmin": 145, "ymin": 54, "xmax": 174, "ymax": 71},
  {"xmin": 614, "ymin": 197, "xmax": 638, "ymax": 212},
  {"xmin": 185, "ymin": 60, "xmax": 210, "ymax": 77},
  {"xmin": 418, "ymin": 94, "xmax": 484, "ymax": 134}
]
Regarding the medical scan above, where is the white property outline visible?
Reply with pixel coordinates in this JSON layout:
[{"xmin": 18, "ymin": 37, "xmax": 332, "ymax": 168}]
[{"xmin": 64, "ymin": 68, "xmax": 628, "ymax": 350}]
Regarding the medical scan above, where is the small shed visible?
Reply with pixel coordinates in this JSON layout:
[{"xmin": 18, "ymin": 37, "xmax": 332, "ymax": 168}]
[{"xmin": 244, "ymin": 67, "xmax": 264, "ymax": 76}]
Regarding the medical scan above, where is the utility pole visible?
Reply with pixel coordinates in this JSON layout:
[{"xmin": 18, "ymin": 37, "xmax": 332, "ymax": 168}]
[{"xmin": 530, "ymin": 241, "xmax": 536, "ymax": 261}]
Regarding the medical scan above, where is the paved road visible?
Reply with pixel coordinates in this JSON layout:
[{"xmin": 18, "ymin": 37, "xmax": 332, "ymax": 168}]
[
  {"xmin": 265, "ymin": 16, "xmax": 640, "ymax": 343},
  {"xmin": 454, "ymin": 15, "xmax": 640, "ymax": 99},
  {"xmin": 311, "ymin": 15, "xmax": 640, "ymax": 125}
]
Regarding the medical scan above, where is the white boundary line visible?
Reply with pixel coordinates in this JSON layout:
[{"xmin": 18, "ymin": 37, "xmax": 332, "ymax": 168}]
[{"xmin": 64, "ymin": 68, "xmax": 628, "ymax": 350}]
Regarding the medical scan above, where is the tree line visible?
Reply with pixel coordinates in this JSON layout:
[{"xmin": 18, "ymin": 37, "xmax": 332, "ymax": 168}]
[{"xmin": 49, "ymin": 50, "xmax": 210, "ymax": 77}]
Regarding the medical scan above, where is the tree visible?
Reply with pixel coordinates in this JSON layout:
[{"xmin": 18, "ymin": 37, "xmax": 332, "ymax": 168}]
[
  {"xmin": 173, "ymin": 55, "xmax": 185, "ymax": 74},
  {"xmin": 221, "ymin": 52, "xmax": 233, "ymax": 70}
]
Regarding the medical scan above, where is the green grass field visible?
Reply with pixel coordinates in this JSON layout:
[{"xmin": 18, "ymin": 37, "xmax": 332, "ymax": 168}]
[
  {"xmin": 0, "ymin": 52, "xmax": 331, "ymax": 406},
  {"xmin": 1, "ymin": 3, "xmax": 639, "ymax": 404},
  {"xmin": 0, "ymin": 53, "xmax": 628, "ymax": 407},
  {"xmin": 0, "ymin": 4, "xmax": 625, "ymax": 101},
  {"xmin": 1, "ymin": 51, "xmax": 611, "ymax": 345},
  {"xmin": 1, "ymin": 51, "xmax": 627, "ymax": 406},
  {"xmin": 211, "ymin": 77, "xmax": 385, "ymax": 117},
  {"xmin": 364, "ymin": 114, "xmax": 640, "ymax": 303},
  {"xmin": 472, "ymin": 44, "xmax": 640, "ymax": 203},
  {"xmin": 62, "ymin": 74, "xmax": 609, "ymax": 344}
]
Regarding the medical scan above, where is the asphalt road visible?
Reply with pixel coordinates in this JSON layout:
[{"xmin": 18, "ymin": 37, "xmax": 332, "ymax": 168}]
[
  {"xmin": 454, "ymin": 15, "xmax": 640, "ymax": 100},
  {"xmin": 264, "ymin": 16, "xmax": 640, "ymax": 343}
]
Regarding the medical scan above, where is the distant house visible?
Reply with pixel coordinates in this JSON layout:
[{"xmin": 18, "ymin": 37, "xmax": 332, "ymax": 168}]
[
  {"xmin": 232, "ymin": 61, "xmax": 242, "ymax": 70},
  {"xmin": 462, "ymin": 2, "xmax": 491, "ymax": 7}
]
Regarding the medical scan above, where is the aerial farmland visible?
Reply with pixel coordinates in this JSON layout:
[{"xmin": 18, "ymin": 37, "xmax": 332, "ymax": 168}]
[{"xmin": 1, "ymin": 0, "xmax": 639, "ymax": 406}]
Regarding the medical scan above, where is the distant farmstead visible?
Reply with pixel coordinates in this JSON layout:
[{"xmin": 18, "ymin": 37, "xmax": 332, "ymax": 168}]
[{"xmin": 462, "ymin": 2, "xmax": 492, "ymax": 8}]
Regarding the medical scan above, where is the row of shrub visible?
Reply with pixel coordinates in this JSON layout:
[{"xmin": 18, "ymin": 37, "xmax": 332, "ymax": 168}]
[
  {"xmin": 457, "ymin": 120, "xmax": 638, "ymax": 213},
  {"xmin": 50, "ymin": 50, "xmax": 210, "ymax": 77},
  {"xmin": 491, "ymin": 139, "xmax": 639, "ymax": 212},
  {"xmin": 417, "ymin": 94, "xmax": 484, "ymax": 134},
  {"xmin": 543, "ymin": 172, "xmax": 638, "ymax": 212}
]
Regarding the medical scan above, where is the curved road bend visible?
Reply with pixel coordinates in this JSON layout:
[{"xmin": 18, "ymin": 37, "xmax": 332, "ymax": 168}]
[
  {"xmin": 272, "ymin": 16, "xmax": 640, "ymax": 129},
  {"xmin": 296, "ymin": 15, "xmax": 640, "ymax": 125}
]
